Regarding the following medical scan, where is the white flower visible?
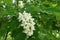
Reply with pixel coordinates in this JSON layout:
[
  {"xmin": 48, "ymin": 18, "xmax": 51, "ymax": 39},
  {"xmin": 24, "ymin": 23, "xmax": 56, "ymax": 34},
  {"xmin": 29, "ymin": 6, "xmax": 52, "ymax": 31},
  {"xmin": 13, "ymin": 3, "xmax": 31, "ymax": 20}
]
[
  {"xmin": 18, "ymin": 1, "xmax": 24, "ymax": 8},
  {"xmin": 12, "ymin": 0, "xmax": 15, "ymax": 3},
  {"xmin": 7, "ymin": 15, "xmax": 11, "ymax": 19},
  {"xmin": 56, "ymin": 33, "xmax": 59, "ymax": 38},
  {"xmin": 27, "ymin": 31, "xmax": 33, "ymax": 36},
  {"xmin": 18, "ymin": 11, "xmax": 35, "ymax": 37},
  {"xmin": 38, "ymin": 13, "xmax": 41, "ymax": 15},
  {"xmin": 1, "ymin": 1, "xmax": 6, "ymax": 8},
  {"xmin": 27, "ymin": 0, "xmax": 31, "ymax": 2},
  {"xmin": 2, "ymin": 5, "xmax": 6, "ymax": 8},
  {"xmin": 27, "ymin": 0, "xmax": 33, "ymax": 3},
  {"xmin": 18, "ymin": 13, "xmax": 23, "ymax": 21}
]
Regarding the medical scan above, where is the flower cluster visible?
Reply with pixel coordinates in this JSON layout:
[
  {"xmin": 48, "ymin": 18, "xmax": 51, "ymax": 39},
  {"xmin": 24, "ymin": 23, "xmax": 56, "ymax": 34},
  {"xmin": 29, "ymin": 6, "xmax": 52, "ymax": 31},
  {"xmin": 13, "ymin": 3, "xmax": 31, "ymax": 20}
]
[{"xmin": 18, "ymin": 11, "xmax": 35, "ymax": 36}]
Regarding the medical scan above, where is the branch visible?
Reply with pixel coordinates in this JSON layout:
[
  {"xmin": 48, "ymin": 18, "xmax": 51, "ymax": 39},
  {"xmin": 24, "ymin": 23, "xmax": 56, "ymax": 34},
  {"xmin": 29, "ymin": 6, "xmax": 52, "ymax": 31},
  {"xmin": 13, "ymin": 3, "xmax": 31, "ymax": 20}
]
[{"xmin": 4, "ymin": 31, "xmax": 8, "ymax": 40}]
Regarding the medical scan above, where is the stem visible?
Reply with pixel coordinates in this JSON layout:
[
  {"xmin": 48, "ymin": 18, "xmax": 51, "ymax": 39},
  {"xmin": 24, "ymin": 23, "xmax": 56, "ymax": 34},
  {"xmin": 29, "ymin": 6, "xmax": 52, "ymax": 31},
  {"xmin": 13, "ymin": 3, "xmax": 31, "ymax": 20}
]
[
  {"xmin": 4, "ymin": 31, "xmax": 8, "ymax": 40},
  {"xmin": 16, "ymin": 0, "xmax": 19, "ymax": 12},
  {"xmin": 25, "ymin": 35, "xmax": 28, "ymax": 40}
]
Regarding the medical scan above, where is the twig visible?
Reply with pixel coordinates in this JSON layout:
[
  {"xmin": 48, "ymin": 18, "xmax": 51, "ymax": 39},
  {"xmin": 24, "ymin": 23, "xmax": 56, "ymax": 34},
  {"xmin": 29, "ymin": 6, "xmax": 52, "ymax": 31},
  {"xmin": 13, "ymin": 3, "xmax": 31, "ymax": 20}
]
[
  {"xmin": 4, "ymin": 31, "xmax": 8, "ymax": 40},
  {"xmin": 25, "ymin": 35, "xmax": 28, "ymax": 40}
]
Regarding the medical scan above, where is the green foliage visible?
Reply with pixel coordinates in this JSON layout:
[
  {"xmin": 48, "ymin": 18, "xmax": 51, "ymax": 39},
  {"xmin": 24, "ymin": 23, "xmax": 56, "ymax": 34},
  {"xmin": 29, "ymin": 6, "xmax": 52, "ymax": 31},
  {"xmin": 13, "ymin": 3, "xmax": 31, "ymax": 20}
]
[{"xmin": 0, "ymin": 0, "xmax": 60, "ymax": 40}]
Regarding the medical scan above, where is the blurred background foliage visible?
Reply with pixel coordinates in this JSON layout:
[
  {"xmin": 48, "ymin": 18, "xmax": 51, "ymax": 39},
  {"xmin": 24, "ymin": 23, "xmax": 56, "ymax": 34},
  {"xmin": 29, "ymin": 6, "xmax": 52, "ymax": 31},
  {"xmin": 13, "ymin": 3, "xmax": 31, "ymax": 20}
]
[{"xmin": 0, "ymin": 0, "xmax": 60, "ymax": 40}]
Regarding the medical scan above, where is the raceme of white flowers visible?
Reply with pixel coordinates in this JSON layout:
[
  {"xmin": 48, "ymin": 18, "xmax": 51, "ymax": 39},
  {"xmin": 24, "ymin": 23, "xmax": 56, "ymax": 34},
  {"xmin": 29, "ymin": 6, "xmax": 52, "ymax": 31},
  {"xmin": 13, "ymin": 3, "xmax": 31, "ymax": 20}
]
[
  {"xmin": 18, "ymin": 1, "xmax": 24, "ymax": 8},
  {"xmin": 18, "ymin": 11, "xmax": 35, "ymax": 37}
]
